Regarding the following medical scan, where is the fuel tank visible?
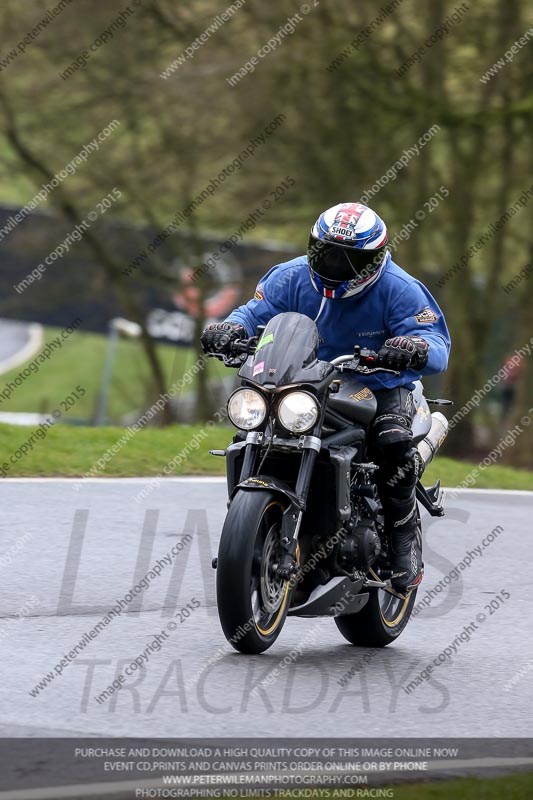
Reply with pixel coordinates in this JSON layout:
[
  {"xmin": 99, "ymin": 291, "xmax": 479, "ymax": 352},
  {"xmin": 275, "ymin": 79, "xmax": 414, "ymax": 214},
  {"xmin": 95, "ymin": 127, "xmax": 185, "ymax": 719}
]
[{"xmin": 327, "ymin": 373, "xmax": 377, "ymax": 425}]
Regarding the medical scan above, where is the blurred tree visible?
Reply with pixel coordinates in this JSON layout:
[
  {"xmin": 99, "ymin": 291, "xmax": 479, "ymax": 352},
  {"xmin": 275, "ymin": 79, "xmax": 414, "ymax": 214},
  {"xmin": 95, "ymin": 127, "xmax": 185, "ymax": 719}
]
[{"xmin": 0, "ymin": 0, "xmax": 531, "ymax": 459}]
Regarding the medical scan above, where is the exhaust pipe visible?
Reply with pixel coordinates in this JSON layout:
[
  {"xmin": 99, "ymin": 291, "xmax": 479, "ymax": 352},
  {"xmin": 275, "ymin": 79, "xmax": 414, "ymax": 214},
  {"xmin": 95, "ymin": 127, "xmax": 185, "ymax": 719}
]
[{"xmin": 417, "ymin": 412, "xmax": 449, "ymax": 473}]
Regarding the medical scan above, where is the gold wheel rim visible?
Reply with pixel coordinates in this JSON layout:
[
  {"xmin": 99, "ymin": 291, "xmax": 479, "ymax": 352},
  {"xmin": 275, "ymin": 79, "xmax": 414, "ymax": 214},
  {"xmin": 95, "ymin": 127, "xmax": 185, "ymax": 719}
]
[
  {"xmin": 380, "ymin": 594, "xmax": 410, "ymax": 627},
  {"xmin": 368, "ymin": 567, "xmax": 412, "ymax": 628},
  {"xmin": 253, "ymin": 500, "xmax": 291, "ymax": 637},
  {"xmin": 256, "ymin": 581, "xmax": 290, "ymax": 635}
]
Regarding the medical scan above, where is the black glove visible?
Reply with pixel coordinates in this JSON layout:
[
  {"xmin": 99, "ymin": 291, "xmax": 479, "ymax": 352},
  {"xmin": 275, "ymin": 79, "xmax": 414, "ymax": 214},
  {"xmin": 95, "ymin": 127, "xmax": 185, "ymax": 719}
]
[
  {"xmin": 200, "ymin": 322, "xmax": 246, "ymax": 355},
  {"xmin": 377, "ymin": 336, "xmax": 429, "ymax": 370}
]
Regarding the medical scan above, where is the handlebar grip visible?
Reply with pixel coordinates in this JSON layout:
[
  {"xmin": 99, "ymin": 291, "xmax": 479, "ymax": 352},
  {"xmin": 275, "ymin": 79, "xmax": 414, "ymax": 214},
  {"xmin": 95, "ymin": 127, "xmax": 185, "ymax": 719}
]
[{"xmin": 229, "ymin": 338, "xmax": 257, "ymax": 355}]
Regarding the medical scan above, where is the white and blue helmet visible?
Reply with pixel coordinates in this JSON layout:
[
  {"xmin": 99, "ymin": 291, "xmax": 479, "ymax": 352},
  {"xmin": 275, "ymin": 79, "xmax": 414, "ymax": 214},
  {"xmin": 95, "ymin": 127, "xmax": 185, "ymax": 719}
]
[{"xmin": 308, "ymin": 202, "xmax": 389, "ymax": 298}]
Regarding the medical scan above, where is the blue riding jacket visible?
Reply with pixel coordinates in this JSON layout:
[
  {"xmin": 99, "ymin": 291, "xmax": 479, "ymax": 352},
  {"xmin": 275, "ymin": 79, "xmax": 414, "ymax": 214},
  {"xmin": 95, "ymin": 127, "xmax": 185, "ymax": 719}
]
[{"xmin": 226, "ymin": 253, "xmax": 451, "ymax": 390}]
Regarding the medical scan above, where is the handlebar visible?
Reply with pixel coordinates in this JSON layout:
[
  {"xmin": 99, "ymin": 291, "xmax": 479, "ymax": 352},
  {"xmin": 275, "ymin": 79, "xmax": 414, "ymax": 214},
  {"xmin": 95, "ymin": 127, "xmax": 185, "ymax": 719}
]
[
  {"xmin": 207, "ymin": 339, "xmax": 400, "ymax": 375},
  {"xmin": 330, "ymin": 347, "xmax": 401, "ymax": 376},
  {"xmin": 330, "ymin": 348, "xmax": 379, "ymax": 367},
  {"xmin": 229, "ymin": 339, "xmax": 258, "ymax": 356},
  {"xmin": 205, "ymin": 336, "xmax": 258, "ymax": 367}
]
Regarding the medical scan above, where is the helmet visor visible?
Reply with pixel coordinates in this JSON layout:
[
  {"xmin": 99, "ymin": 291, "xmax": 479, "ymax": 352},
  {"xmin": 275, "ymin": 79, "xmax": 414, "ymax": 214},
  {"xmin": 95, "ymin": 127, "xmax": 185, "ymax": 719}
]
[{"xmin": 308, "ymin": 236, "xmax": 386, "ymax": 287}]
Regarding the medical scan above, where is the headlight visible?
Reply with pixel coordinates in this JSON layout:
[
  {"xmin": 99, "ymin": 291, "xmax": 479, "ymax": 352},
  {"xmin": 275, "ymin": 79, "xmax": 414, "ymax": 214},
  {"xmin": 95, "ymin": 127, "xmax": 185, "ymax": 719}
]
[
  {"xmin": 227, "ymin": 389, "xmax": 267, "ymax": 430},
  {"xmin": 278, "ymin": 392, "xmax": 319, "ymax": 433}
]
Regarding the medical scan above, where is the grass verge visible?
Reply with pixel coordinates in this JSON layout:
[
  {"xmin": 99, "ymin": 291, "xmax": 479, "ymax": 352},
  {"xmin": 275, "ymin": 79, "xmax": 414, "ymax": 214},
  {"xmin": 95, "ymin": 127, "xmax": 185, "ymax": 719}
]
[{"xmin": 0, "ymin": 423, "xmax": 532, "ymax": 485}]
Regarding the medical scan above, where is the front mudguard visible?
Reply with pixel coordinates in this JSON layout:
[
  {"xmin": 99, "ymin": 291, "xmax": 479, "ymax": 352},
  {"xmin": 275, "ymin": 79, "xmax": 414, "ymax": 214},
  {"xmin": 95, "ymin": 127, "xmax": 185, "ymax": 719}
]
[
  {"xmin": 231, "ymin": 476, "xmax": 303, "ymax": 572},
  {"xmin": 231, "ymin": 474, "xmax": 302, "ymax": 508}
]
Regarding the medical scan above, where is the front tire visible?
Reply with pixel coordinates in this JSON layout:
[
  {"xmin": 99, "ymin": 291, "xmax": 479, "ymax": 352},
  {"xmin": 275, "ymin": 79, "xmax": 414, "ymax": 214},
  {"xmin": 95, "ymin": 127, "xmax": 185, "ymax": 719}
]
[{"xmin": 216, "ymin": 490, "xmax": 292, "ymax": 654}]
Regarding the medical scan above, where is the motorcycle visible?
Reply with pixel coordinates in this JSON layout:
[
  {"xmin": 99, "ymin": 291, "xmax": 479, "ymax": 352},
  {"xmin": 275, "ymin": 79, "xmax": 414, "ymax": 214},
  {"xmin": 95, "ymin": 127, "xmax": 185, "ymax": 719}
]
[{"xmin": 208, "ymin": 312, "xmax": 451, "ymax": 654}]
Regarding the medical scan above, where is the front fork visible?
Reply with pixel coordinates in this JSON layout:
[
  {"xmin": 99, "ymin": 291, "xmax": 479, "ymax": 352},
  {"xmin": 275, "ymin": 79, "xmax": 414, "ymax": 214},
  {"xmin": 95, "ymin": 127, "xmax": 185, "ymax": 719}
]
[
  {"xmin": 228, "ymin": 428, "xmax": 322, "ymax": 580},
  {"xmin": 276, "ymin": 437, "xmax": 321, "ymax": 578}
]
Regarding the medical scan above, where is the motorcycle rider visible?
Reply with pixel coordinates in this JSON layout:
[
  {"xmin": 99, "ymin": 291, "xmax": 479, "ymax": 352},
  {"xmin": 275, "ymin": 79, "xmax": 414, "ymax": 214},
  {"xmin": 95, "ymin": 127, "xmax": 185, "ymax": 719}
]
[{"xmin": 201, "ymin": 203, "xmax": 451, "ymax": 593}]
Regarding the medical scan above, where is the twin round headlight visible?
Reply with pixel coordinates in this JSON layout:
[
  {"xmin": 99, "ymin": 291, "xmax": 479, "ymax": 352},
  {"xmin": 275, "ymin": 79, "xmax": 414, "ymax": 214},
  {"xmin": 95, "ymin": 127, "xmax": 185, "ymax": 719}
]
[
  {"xmin": 227, "ymin": 389, "xmax": 319, "ymax": 433},
  {"xmin": 277, "ymin": 391, "xmax": 319, "ymax": 433},
  {"xmin": 227, "ymin": 389, "xmax": 267, "ymax": 431}
]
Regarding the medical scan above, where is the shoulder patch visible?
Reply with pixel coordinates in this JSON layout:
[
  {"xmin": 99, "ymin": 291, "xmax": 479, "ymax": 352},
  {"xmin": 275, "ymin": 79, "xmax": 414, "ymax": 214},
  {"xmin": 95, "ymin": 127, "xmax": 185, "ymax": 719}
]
[
  {"xmin": 254, "ymin": 284, "xmax": 264, "ymax": 300},
  {"xmin": 414, "ymin": 308, "xmax": 438, "ymax": 324}
]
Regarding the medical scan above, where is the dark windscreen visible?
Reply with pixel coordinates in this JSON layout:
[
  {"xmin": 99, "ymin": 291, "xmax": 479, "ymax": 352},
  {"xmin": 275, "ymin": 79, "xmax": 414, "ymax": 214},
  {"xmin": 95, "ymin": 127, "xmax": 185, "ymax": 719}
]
[{"xmin": 238, "ymin": 312, "xmax": 333, "ymax": 389}]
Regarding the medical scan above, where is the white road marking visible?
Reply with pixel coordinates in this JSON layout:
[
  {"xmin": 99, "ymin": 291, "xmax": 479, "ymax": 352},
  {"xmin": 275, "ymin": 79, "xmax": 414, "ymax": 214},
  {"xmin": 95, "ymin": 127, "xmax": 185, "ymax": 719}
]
[
  {"xmin": 1, "ymin": 477, "xmax": 532, "ymax": 495},
  {"xmin": 1, "ymin": 476, "xmax": 227, "ymax": 483},
  {"xmin": 0, "ymin": 323, "xmax": 43, "ymax": 376}
]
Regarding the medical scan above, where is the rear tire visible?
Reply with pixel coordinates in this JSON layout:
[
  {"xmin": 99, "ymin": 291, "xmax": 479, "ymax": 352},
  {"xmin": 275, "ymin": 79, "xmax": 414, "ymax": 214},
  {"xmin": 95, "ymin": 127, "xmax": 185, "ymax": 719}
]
[
  {"xmin": 216, "ymin": 490, "xmax": 292, "ymax": 654},
  {"xmin": 335, "ymin": 585, "xmax": 418, "ymax": 647},
  {"xmin": 336, "ymin": 507, "xmax": 421, "ymax": 647}
]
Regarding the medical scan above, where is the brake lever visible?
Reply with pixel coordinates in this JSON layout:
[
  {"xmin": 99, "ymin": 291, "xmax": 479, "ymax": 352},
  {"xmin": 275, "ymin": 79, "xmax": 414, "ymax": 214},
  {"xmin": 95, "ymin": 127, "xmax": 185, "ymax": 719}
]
[
  {"xmin": 224, "ymin": 353, "xmax": 249, "ymax": 368},
  {"xmin": 204, "ymin": 351, "xmax": 245, "ymax": 368},
  {"xmin": 337, "ymin": 361, "xmax": 401, "ymax": 377},
  {"xmin": 357, "ymin": 364, "xmax": 401, "ymax": 376}
]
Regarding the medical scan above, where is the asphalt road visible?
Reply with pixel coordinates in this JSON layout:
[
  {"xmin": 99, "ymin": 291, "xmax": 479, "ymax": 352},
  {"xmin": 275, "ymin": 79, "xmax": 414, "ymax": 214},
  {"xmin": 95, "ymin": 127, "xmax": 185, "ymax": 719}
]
[{"xmin": 1, "ymin": 479, "xmax": 532, "ymax": 741}]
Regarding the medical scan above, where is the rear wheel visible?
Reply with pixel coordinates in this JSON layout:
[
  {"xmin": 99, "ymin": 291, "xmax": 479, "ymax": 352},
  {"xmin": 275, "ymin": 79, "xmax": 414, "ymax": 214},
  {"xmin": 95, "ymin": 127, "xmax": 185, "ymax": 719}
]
[
  {"xmin": 336, "ymin": 508, "xmax": 421, "ymax": 647},
  {"xmin": 335, "ymin": 582, "xmax": 418, "ymax": 647},
  {"xmin": 216, "ymin": 490, "xmax": 293, "ymax": 654}
]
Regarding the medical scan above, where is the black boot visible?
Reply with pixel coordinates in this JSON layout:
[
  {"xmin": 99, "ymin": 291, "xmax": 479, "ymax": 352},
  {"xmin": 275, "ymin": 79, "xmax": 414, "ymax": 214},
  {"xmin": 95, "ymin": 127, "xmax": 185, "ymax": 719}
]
[{"xmin": 386, "ymin": 498, "xmax": 423, "ymax": 594}]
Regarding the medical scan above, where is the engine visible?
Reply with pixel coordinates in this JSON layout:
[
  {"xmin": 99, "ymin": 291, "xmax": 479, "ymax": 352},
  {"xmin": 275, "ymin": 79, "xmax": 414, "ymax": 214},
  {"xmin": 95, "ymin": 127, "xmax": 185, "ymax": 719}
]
[{"xmin": 338, "ymin": 517, "xmax": 381, "ymax": 570}]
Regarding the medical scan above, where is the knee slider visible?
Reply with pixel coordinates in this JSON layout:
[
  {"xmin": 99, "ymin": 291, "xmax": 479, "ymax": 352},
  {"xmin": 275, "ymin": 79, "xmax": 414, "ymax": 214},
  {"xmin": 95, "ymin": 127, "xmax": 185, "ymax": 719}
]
[{"xmin": 372, "ymin": 413, "xmax": 413, "ymax": 462}]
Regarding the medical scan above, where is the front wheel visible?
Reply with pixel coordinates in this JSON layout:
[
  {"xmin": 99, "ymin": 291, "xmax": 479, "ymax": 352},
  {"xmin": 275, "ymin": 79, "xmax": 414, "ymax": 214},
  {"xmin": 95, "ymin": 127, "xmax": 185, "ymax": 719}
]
[{"xmin": 216, "ymin": 490, "xmax": 293, "ymax": 654}]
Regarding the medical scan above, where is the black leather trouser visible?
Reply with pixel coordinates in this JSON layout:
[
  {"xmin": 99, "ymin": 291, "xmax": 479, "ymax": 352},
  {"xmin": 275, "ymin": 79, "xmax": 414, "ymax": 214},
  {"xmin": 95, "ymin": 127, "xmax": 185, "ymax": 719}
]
[{"xmin": 370, "ymin": 387, "xmax": 419, "ymax": 541}]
